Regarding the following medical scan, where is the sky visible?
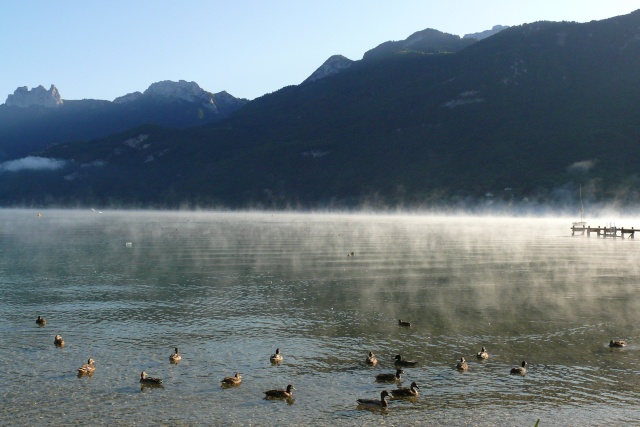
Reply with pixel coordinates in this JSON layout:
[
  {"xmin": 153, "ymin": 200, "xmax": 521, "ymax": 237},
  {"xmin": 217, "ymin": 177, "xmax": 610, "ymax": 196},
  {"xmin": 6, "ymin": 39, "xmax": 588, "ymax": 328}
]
[{"xmin": 1, "ymin": 1, "xmax": 638, "ymax": 102}]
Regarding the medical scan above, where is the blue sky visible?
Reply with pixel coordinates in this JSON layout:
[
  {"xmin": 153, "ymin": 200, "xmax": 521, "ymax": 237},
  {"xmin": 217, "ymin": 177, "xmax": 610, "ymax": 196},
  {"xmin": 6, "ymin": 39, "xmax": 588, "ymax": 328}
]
[{"xmin": 1, "ymin": 1, "xmax": 638, "ymax": 102}]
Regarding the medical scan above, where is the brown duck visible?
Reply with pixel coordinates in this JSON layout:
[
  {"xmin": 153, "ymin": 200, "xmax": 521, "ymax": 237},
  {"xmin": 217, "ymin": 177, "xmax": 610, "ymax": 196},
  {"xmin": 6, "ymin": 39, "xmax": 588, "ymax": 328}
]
[
  {"xmin": 221, "ymin": 373, "xmax": 242, "ymax": 386},
  {"xmin": 391, "ymin": 381, "xmax": 420, "ymax": 397},
  {"xmin": 357, "ymin": 390, "xmax": 391, "ymax": 408},
  {"xmin": 375, "ymin": 369, "xmax": 405, "ymax": 382},
  {"xmin": 169, "ymin": 347, "xmax": 182, "ymax": 363},
  {"xmin": 140, "ymin": 371, "xmax": 163, "ymax": 386},
  {"xmin": 365, "ymin": 351, "xmax": 378, "ymax": 365},
  {"xmin": 394, "ymin": 354, "xmax": 418, "ymax": 367},
  {"xmin": 264, "ymin": 384, "xmax": 295, "ymax": 398},
  {"xmin": 510, "ymin": 361, "xmax": 527, "ymax": 376},
  {"xmin": 270, "ymin": 348, "xmax": 283, "ymax": 363},
  {"xmin": 54, "ymin": 334, "xmax": 64, "ymax": 347},
  {"xmin": 476, "ymin": 346, "xmax": 489, "ymax": 360},
  {"xmin": 77, "ymin": 359, "xmax": 96, "ymax": 376},
  {"xmin": 456, "ymin": 357, "xmax": 469, "ymax": 371}
]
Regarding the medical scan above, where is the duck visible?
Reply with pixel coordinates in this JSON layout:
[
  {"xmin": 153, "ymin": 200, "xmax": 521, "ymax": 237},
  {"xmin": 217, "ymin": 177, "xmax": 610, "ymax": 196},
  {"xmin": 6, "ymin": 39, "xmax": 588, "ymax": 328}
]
[
  {"xmin": 376, "ymin": 369, "xmax": 405, "ymax": 382},
  {"xmin": 169, "ymin": 347, "xmax": 182, "ymax": 363},
  {"xmin": 221, "ymin": 373, "xmax": 242, "ymax": 386},
  {"xmin": 140, "ymin": 371, "xmax": 163, "ymax": 386},
  {"xmin": 54, "ymin": 334, "xmax": 64, "ymax": 347},
  {"xmin": 609, "ymin": 340, "xmax": 627, "ymax": 348},
  {"xmin": 398, "ymin": 319, "xmax": 411, "ymax": 327},
  {"xmin": 510, "ymin": 361, "xmax": 527, "ymax": 376},
  {"xmin": 394, "ymin": 354, "xmax": 418, "ymax": 367},
  {"xmin": 36, "ymin": 316, "xmax": 46, "ymax": 326},
  {"xmin": 270, "ymin": 348, "xmax": 283, "ymax": 363},
  {"xmin": 390, "ymin": 381, "xmax": 420, "ymax": 398},
  {"xmin": 365, "ymin": 351, "xmax": 378, "ymax": 365},
  {"xmin": 348, "ymin": 252, "xmax": 355, "ymax": 257},
  {"xmin": 77, "ymin": 358, "xmax": 96, "ymax": 376},
  {"xmin": 456, "ymin": 357, "xmax": 469, "ymax": 371},
  {"xmin": 357, "ymin": 390, "xmax": 391, "ymax": 409},
  {"xmin": 477, "ymin": 346, "xmax": 489, "ymax": 360},
  {"xmin": 264, "ymin": 384, "xmax": 295, "ymax": 398}
]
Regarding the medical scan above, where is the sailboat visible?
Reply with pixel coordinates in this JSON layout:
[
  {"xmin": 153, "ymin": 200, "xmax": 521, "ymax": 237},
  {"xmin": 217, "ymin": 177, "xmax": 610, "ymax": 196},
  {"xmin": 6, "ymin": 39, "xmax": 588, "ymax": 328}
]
[{"xmin": 572, "ymin": 184, "xmax": 587, "ymax": 228}]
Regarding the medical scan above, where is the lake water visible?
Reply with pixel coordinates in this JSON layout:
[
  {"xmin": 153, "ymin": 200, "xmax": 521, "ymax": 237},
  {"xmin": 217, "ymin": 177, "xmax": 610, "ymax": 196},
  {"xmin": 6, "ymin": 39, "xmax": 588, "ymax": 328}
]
[{"xmin": 1, "ymin": 210, "xmax": 639, "ymax": 426}]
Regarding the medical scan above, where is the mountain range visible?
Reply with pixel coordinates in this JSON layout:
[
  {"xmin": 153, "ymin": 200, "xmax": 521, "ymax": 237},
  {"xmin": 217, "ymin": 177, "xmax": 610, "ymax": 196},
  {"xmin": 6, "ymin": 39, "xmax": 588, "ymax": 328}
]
[
  {"xmin": 0, "ymin": 80, "xmax": 247, "ymax": 161},
  {"xmin": 1, "ymin": 10, "xmax": 640, "ymax": 210}
]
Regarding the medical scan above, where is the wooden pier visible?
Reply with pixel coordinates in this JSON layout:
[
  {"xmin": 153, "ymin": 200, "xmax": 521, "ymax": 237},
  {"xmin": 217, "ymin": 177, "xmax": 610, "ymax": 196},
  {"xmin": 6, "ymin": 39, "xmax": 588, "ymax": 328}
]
[{"xmin": 571, "ymin": 225, "xmax": 636, "ymax": 238}]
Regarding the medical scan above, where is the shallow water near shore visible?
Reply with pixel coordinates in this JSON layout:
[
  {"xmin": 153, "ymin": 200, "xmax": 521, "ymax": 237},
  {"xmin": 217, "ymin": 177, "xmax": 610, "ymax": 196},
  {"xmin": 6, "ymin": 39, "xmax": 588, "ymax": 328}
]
[{"xmin": 1, "ymin": 209, "xmax": 639, "ymax": 426}]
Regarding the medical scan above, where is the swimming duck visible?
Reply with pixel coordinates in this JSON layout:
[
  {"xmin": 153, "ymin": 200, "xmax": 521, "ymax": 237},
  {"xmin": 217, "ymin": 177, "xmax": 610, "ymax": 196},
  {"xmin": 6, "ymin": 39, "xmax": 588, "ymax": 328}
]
[
  {"xmin": 394, "ymin": 354, "xmax": 418, "ymax": 367},
  {"xmin": 456, "ymin": 357, "xmax": 469, "ymax": 371},
  {"xmin": 477, "ymin": 346, "xmax": 489, "ymax": 360},
  {"xmin": 264, "ymin": 384, "xmax": 295, "ymax": 398},
  {"xmin": 398, "ymin": 319, "xmax": 411, "ymax": 327},
  {"xmin": 390, "ymin": 381, "xmax": 420, "ymax": 398},
  {"xmin": 609, "ymin": 340, "xmax": 627, "ymax": 348},
  {"xmin": 357, "ymin": 390, "xmax": 391, "ymax": 408},
  {"xmin": 169, "ymin": 347, "xmax": 182, "ymax": 363},
  {"xmin": 348, "ymin": 252, "xmax": 355, "ymax": 257},
  {"xmin": 366, "ymin": 351, "xmax": 378, "ymax": 365},
  {"xmin": 221, "ymin": 373, "xmax": 242, "ymax": 386},
  {"xmin": 54, "ymin": 334, "xmax": 64, "ymax": 347},
  {"xmin": 36, "ymin": 316, "xmax": 46, "ymax": 326},
  {"xmin": 77, "ymin": 359, "xmax": 96, "ymax": 376},
  {"xmin": 140, "ymin": 371, "xmax": 163, "ymax": 386},
  {"xmin": 375, "ymin": 369, "xmax": 405, "ymax": 382},
  {"xmin": 270, "ymin": 348, "xmax": 283, "ymax": 363},
  {"xmin": 510, "ymin": 361, "xmax": 527, "ymax": 376}
]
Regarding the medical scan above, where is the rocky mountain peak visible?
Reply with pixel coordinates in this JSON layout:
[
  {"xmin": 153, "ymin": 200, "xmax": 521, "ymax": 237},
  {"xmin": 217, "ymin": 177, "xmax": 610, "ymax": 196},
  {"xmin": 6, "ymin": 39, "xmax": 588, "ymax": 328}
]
[
  {"xmin": 112, "ymin": 91, "xmax": 143, "ymax": 104},
  {"xmin": 303, "ymin": 55, "xmax": 354, "ymax": 84},
  {"xmin": 113, "ymin": 80, "xmax": 224, "ymax": 109},
  {"xmin": 363, "ymin": 28, "xmax": 476, "ymax": 61},
  {"xmin": 112, "ymin": 80, "xmax": 248, "ymax": 113},
  {"xmin": 463, "ymin": 25, "xmax": 510, "ymax": 40},
  {"xmin": 5, "ymin": 84, "xmax": 63, "ymax": 108},
  {"xmin": 144, "ymin": 80, "xmax": 213, "ymax": 105}
]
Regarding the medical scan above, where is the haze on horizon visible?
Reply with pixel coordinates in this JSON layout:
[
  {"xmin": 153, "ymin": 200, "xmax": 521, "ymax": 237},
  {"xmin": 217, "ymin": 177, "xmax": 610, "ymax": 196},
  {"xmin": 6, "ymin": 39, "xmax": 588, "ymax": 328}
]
[{"xmin": 1, "ymin": 1, "xmax": 638, "ymax": 102}]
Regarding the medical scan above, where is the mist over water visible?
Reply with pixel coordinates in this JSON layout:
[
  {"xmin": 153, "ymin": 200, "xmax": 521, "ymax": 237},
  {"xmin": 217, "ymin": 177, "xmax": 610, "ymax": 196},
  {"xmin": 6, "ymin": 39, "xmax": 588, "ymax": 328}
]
[{"xmin": 1, "ymin": 209, "xmax": 639, "ymax": 425}]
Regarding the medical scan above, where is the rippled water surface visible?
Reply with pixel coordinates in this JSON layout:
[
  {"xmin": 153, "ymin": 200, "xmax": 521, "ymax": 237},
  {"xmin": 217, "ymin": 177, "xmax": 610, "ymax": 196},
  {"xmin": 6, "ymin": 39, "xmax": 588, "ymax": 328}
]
[{"xmin": 1, "ymin": 210, "xmax": 639, "ymax": 426}]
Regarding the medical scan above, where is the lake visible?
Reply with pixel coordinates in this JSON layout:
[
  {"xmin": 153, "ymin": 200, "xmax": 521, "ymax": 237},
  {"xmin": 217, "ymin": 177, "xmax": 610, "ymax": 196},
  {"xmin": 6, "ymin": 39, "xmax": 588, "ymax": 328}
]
[{"xmin": 1, "ymin": 210, "xmax": 639, "ymax": 426}]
